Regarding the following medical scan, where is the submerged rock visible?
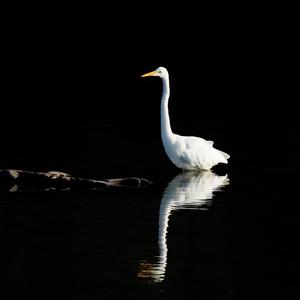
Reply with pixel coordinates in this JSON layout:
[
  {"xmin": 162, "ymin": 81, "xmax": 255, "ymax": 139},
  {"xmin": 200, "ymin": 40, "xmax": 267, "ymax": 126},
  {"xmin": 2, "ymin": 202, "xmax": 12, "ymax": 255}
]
[{"xmin": 0, "ymin": 169, "xmax": 152, "ymax": 193}]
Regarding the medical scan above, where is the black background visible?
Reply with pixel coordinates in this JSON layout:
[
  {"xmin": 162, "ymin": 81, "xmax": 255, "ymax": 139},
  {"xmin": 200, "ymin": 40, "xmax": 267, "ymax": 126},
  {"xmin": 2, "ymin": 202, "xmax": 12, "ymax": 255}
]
[
  {"xmin": 1, "ymin": 6, "xmax": 300, "ymax": 299},
  {"xmin": 1, "ymin": 9, "xmax": 299, "ymax": 176}
]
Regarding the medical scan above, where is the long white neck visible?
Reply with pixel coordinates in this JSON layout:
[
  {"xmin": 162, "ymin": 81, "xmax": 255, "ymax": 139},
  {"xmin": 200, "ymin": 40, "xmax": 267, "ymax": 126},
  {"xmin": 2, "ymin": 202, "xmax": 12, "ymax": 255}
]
[{"xmin": 161, "ymin": 75, "xmax": 174, "ymax": 142}]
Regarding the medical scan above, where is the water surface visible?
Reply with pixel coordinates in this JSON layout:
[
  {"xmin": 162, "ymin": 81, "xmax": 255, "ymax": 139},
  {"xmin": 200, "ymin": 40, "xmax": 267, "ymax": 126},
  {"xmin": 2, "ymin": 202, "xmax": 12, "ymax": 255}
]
[{"xmin": 1, "ymin": 110, "xmax": 299, "ymax": 299}]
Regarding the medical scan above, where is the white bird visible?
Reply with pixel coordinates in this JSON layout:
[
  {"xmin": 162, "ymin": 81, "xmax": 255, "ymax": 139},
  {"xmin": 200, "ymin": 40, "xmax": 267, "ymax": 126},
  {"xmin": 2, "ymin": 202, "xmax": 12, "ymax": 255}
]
[{"xmin": 141, "ymin": 66, "xmax": 230, "ymax": 171}]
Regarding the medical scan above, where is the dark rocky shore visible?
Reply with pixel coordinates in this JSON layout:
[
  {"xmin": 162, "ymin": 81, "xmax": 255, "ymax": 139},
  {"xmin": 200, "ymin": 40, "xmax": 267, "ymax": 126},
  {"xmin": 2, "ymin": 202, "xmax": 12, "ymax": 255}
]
[{"xmin": 0, "ymin": 169, "xmax": 152, "ymax": 193}]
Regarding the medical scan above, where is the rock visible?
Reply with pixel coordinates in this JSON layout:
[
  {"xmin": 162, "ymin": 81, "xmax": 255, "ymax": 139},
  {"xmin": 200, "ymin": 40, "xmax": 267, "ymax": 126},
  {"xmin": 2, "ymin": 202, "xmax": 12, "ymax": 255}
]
[
  {"xmin": 0, "ymin": 169, "xmax": 152, "ymax": 193},
  {"xmin": 106, "ymin": 178, "xmax": 152, "ymax": 188},
  {"xmin": 44, "ymin": 171, "xmax": 72, "ymax": 180},
  {"xmin": 0, "ymin": 169, "xmax": 20, "ymax": 182}
]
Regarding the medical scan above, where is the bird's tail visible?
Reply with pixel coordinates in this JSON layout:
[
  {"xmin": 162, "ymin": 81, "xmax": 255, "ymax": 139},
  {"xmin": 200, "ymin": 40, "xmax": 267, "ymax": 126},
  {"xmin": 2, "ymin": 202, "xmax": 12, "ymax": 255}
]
[{"xmin": 218, "ymin": 150, "xmax": 230, "ymax": 160}]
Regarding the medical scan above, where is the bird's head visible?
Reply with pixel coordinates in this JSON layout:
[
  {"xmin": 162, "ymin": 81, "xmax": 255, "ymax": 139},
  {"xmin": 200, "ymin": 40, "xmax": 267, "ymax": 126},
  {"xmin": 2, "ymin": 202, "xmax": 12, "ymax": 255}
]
[{"xmin": 141, "ymin": 66, "xmax": 168, "ymax": 79}]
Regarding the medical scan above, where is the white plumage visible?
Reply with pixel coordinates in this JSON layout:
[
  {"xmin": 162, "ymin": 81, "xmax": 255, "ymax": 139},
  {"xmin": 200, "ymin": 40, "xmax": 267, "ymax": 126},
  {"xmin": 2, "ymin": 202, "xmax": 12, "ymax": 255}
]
[{"xmin": 142, "ymin": 66, "xmax": 230, "ymax": 170}]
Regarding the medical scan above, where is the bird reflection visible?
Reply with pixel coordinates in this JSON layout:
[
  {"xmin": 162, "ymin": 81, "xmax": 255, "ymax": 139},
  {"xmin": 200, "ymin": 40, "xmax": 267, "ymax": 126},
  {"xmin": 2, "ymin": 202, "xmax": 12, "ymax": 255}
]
[{"xmin": 137, "ymin": 170, "xmax": 229, "ymax": 282}]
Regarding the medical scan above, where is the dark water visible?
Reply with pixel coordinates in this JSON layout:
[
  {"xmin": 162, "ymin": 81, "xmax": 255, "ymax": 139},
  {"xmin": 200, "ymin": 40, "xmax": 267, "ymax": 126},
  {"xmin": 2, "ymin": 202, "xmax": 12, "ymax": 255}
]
[
  {"xmin": 0, "ymin": 169, "xmax": 233, "ymax": 300},
  {"xmin": 1, "ymin": 119, "xmax": 299, "ymax": 300}
]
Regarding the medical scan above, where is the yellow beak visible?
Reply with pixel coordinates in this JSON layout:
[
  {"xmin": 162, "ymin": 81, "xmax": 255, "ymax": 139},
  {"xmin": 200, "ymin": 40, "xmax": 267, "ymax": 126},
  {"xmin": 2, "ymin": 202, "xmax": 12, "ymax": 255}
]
[{"xmin": 141, "ymin": 70, "xmax": 158, "ymax": 77}]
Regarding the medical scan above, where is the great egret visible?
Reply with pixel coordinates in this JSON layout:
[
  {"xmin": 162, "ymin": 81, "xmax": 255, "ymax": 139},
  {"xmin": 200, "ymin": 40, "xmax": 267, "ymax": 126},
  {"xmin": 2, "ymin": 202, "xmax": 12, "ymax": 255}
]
[{"xmin": 141, "ymin": 67, "xmax": 230, "ymax": 171}]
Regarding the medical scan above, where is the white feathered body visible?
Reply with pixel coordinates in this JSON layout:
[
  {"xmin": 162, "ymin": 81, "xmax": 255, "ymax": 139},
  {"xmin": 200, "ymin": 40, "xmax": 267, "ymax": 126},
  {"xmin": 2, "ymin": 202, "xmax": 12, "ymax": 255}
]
[{"xmin": 162, "ymin": 133, "xmax": 229, "ymax": 171}]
